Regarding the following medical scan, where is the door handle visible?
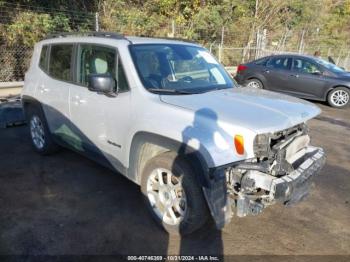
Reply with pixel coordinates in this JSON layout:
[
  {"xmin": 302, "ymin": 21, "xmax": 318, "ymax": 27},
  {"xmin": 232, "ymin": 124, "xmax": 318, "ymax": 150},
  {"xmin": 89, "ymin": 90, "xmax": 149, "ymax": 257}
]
[
  {"xmin": 72, "ymin": 95, "xmax": 86, "ymax": 105},
  {"xmin": 290, "ymin": 74, "xmax": 299, "ymax": 78},
  {"xmin": 39, "ymin": 85, "xmax": 49, "ymax": 93}
]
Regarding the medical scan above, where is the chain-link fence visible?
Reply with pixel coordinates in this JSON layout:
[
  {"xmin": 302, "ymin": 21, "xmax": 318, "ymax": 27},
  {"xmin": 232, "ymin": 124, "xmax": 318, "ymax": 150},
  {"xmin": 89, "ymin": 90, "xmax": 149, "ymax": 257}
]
[
  {"xmin": 0, "ymin": 46, "xmax": 32, "ymax": 82},
  {"xmin": 0, "ymin": 2, "xmax": 96, "ymax": 82}
]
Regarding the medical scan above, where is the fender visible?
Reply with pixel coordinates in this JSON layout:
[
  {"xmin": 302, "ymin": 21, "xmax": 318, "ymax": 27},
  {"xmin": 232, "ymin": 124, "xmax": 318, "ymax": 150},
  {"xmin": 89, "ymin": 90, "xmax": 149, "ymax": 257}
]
[{"xmin": 128, "ymin": 131, "xmax": 231, "ymax": 229}]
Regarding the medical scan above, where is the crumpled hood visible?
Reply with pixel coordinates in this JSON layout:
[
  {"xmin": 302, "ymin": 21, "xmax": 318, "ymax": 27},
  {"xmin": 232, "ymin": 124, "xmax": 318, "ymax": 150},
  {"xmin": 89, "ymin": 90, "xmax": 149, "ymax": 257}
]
[{"xmin": 160, "ymin": 88, "xmax": 321, "ymax": 134}]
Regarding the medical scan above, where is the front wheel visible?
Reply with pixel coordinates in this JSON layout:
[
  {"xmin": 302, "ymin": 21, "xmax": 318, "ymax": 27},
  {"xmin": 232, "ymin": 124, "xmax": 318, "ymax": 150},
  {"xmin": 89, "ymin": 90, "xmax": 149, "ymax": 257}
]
[
  {"xmin": 245, "ymin": 78, "xmax": 264, "ymax": 89},
  {"xmin": 141, "ymin": 152, "xmax": 210, "ymax": 235},
  {"xmin": 327, "ymin": 87, "xmax": 350, "ymax": 108}
]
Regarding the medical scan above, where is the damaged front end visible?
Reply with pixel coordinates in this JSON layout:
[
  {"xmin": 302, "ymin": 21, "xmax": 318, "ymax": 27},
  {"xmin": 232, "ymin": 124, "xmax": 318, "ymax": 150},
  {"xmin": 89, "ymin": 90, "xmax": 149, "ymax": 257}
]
[{"xmin": 226, "ymin": 123, "xmax": 326, "ymax": 218}]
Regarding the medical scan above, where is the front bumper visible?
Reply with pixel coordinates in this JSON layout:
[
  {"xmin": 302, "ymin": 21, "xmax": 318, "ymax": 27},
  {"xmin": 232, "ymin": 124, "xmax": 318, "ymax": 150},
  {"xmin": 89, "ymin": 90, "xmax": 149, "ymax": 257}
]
[
  {"xmin": 236, "ymin": 146, "xmax": 326, "ymax": 217},
  {"xmin": 273, "ymin": 146, "xmax": 326, "ymax": 205},
  {"xmin": 203, "ymin": 146, "xmax": 326, "ymax": 228}
]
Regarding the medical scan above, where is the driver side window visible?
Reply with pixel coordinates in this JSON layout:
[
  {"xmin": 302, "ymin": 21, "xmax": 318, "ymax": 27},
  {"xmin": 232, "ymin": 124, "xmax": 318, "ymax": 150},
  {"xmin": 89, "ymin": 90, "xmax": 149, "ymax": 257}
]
[
  {"xmin": 78, "ymin": 44, "xmax": 116, "ymax": 86},
  {"xmin": 77, "ymin": 44, "xmax": 129, "ymax": 92}
]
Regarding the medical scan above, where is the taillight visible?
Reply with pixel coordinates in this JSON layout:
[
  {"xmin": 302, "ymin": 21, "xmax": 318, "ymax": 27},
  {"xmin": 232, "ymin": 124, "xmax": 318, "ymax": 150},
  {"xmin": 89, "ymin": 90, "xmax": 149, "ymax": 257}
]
[
  {"xmin": 234, "ymin": 135, "xmax": 245, "ymax": 155},
  {"xmin": 237, "ymin": 64, "xmax": 247, "ymax": 74}
]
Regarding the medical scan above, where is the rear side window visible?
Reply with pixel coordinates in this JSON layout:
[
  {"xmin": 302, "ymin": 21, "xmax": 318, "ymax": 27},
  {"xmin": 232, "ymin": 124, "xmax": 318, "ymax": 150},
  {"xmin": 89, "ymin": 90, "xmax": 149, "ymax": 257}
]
[
  {"xmin": 49, "ymin": 44, "xmax": 73, "ymax": 81},
  {"xmin": 39, "ymin": 45, "xmax": 48, "ymax": 71},
  {"xmin": 267, "ymin": 57, "xmax": 292, "ymax": 70}
]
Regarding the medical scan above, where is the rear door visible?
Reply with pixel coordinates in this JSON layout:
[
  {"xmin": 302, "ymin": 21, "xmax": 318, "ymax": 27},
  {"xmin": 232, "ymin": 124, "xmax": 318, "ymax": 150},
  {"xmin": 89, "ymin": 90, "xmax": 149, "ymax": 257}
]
[
  {"xmin": 286, "ymin": 57, "xmax": 327, "ymax": 98},
  {"xmin": 37, "ymin": 43, "xmax": 74, "ymax": 136},
  {"xmin": 263, "ymin": 56, "xmax": 292, "ymax": 92}
]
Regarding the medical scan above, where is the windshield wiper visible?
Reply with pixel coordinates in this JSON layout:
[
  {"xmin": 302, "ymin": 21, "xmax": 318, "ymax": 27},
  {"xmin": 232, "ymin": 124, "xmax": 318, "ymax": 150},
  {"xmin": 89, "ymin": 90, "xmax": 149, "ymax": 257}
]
[
  {"xmin": 201, "ymin": 87, "xmax": 231, "ymax": 93},
  {"xmin": 147, "ymin": 88, "xmax": 196, "ymax": 94}
]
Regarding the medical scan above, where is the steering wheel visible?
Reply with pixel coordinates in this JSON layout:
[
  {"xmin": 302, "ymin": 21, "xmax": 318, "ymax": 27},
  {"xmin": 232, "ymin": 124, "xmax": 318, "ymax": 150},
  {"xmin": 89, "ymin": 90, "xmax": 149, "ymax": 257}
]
[{"xmin": 179, "ymin": 76, "xmax": 193, "ymax": 83}]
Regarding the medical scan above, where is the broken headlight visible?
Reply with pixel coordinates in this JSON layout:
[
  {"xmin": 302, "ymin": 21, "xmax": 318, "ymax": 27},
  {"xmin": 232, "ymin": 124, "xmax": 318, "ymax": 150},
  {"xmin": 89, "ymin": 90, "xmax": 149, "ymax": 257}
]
[{"xmin": 253, "ymin": 133, "xmax": 270, "ymax": 159}]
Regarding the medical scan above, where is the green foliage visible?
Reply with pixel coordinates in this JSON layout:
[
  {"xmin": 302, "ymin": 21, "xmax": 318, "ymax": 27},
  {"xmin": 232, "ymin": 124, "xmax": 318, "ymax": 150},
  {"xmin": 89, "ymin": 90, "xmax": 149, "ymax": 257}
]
[
  {"xmin": 2, "ymin": 12, "xmax": 71, "ymax": 46},
  {"xmin": 1, "ymin": 0, "xmax": 350, "ymax": 51}
]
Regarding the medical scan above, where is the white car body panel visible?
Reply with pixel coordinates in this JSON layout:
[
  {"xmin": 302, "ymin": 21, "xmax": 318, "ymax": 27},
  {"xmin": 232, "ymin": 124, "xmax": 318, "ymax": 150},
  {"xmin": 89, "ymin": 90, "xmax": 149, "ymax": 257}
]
[{"xmin": 22, "ymin": 35, "xmax": 322, "ymax": 173}]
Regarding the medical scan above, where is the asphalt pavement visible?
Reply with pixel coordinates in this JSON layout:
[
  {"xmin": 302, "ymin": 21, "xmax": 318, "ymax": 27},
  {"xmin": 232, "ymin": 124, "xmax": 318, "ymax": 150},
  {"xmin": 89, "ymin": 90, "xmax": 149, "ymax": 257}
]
[{"xmin": 0, "ymin": 101, "xmax": 349, "ymax": 257}]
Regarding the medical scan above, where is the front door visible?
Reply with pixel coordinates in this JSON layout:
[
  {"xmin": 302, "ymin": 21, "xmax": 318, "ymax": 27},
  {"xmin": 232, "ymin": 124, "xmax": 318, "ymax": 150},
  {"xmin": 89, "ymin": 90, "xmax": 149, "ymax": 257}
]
[
  {"xmin": 287, "ymin": 57, "xmax": 327, "ymax": 98},
  {"xmin": 69, "ymin": 43, "xmax": 131, "ymax": 172}
]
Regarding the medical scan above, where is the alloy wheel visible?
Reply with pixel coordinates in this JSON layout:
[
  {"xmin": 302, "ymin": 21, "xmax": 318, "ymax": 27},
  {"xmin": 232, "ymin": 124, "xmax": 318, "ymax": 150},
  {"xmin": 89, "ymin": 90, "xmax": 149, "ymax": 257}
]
[
  {"xmin": 146, "ymin": 168, "xmax": 187, "ymax": 226},
  {"xmin": 30, "ymin": 115, "xmax": 45, "ymax": 149},
  {"xmin": 331, "ymin": 90, "xmax": 349, "ymax": 106},
  {"xmin": 247, "ymin": 80, "xmax": 261, "ymax": 89}
]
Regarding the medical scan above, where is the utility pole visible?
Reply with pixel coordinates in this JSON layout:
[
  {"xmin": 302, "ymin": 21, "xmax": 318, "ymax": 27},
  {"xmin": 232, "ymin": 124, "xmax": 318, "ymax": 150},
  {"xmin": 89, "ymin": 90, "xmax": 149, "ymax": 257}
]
[
  {"xmin": 219, "ymin": 26, "xmax": 224, "ymax": 62},
  {"xmin": 172, "ymin": 20, "xmax": 175, "ymax": 38},
  {"xmin": 298, "ymin": 29, "xmax": 305, "ymax": 54},
  {"xmin": 95, "ymin": 12, "xmax": 99, "ymax": 32}
]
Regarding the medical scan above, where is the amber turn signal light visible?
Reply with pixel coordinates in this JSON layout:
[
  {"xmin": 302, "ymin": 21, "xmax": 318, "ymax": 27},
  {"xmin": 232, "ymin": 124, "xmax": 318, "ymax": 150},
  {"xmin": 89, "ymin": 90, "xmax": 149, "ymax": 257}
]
[{"xmin": 234, "ymin": 135, "xmax": 244, "ymax": 155}]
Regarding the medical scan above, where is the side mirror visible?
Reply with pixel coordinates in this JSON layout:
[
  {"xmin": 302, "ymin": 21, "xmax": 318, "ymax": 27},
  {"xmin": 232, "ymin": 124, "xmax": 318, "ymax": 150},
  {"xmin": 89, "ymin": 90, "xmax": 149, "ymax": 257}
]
[{"xmin": 88, "ymin": 74, "xmax": 116, "ymax": 95}]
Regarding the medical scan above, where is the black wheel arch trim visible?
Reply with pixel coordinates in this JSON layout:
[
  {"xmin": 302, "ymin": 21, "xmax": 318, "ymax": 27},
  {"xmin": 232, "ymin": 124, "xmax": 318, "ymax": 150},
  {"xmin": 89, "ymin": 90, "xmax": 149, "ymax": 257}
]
[
  {"xmin": 21, "ymin": 95, "xmax": 45, "ymax": 117},
  {"xmin": 128, "ymin": 131, "xmax": 212, "ymax": 187}
]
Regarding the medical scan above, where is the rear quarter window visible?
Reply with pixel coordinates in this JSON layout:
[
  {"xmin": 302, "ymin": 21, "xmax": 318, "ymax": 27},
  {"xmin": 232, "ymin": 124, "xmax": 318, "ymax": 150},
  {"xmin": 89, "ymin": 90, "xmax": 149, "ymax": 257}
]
[
  {"xmin": 48, "ymin": 44, "xmax": 73, "ymax": 81},
  {"xmin": 254, "ymin": 58, "xmax": 267, "ymax": 66}
]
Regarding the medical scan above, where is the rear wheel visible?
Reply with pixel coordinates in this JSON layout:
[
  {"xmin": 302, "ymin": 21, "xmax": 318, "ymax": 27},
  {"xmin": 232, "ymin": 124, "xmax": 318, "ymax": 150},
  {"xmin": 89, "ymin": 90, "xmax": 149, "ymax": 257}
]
[
  {"xmin": 245, "ymin": 78, "xmax": 263, "ymax": 89},
  {"xmin": 141, "ymin": 152, "xmax": 210, "ymax": 235},
  {"xmin": 327, "ymin": 87, "xmax": 350, "ymax": 108},
  {"xmin": 26, "ymin": 105, "xmax": 59, "ymax": 155}
]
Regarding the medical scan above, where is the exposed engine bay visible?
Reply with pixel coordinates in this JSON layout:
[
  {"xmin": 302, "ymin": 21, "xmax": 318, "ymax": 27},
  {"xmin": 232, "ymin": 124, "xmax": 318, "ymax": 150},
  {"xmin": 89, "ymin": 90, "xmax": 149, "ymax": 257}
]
[{"xmin": 226, "ymin": 123, "xmax": 326, "ymax": 217}]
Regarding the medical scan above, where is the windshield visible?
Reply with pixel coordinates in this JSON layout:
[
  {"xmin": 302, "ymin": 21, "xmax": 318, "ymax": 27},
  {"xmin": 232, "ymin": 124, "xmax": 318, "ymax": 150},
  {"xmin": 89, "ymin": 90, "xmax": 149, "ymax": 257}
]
[
  {"xmin": 129, "ymin": 44, "xmax": 235, "ymax": 93},
  {"xmin": 315, "ymin": 58, "xmax": 345, "ymax": 73}
]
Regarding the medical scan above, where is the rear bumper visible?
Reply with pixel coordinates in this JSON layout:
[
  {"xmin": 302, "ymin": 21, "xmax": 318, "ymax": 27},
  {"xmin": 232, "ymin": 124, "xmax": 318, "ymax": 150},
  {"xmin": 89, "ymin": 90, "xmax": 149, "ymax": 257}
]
[{"xmin": 234, "ymin": 74, "xmax": 245, "ymax": 84}]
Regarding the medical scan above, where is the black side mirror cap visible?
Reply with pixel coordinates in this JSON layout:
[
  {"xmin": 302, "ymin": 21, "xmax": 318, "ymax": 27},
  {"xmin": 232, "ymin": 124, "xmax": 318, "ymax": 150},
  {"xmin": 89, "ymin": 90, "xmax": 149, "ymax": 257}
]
[{"xmin": 88, "ymin": 74, "xmax": 116, "ymax": 95}]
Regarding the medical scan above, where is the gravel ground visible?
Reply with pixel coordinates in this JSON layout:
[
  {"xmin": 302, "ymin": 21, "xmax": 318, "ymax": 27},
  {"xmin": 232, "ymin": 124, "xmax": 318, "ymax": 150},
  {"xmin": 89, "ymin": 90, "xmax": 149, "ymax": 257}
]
[{"xmin": 0, "ymin": 101, "xmax": 349, "ymax": 258}]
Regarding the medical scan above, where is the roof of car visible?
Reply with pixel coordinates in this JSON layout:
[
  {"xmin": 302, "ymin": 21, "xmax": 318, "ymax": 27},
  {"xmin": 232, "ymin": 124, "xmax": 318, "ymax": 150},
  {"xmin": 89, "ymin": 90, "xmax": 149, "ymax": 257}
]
[
  {"xmin": 263, "ymin": 53, "xmax": 320, "ymax": 60},
  {"xmin": 42, "ymin": 32, "xmax": 199, "ymax": 46}
]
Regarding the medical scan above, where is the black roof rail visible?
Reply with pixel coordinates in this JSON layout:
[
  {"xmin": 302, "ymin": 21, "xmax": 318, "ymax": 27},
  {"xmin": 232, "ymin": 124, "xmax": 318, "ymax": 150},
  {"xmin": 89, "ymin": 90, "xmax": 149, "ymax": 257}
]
[
  {"xmin": 44, "ymin": 31, "xmax": 127, "ymax": 40},
  {"xmin": 138, "ymin": 35, "xmax": 197, "ymax": 44},
  {"xmin": 158, "ymin": 37, "xmax": 198, "ymax": 44}
]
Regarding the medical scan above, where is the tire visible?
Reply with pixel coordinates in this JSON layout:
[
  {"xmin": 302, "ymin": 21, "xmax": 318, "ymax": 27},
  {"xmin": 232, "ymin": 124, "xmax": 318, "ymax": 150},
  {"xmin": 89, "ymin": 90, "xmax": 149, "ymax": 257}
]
[
  {"xmin": 141, "ymin": 152, "xmax": 210, "ymax": 235},
  {"xmin": 327, "ymin": 87, "xmax": 350, "ymax": 108},
  {"xmin": 26, "ymin": 104, "xmax": 59, "ymax": 155},
  {"xmin": 245, "ymin": 78, "xmax": 264, "ymax": 89}
]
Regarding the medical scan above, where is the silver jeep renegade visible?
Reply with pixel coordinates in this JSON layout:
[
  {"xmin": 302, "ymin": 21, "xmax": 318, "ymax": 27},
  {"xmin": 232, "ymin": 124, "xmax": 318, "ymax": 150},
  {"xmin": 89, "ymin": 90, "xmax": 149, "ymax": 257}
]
[{"xmin": 22, "ymin": 32, "xmax": 325, "ymax": 235}]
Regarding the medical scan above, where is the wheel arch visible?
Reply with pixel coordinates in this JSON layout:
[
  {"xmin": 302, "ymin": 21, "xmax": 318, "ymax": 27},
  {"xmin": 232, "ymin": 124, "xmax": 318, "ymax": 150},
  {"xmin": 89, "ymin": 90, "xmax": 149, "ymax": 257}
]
[
  {"xmin": 325, "ymin": 85, "xmax": 350, "ymax": 100},
  {"xmin": 128, "ymin": 131, "xmax": 211, "ymax": 187},
  {"xmin": 246, "ymin": 75, "xmax": 266, "ymax": 87},
  {"xmin": 21, "ymin": 95, "xmax": 44, "ymax": 117}
]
